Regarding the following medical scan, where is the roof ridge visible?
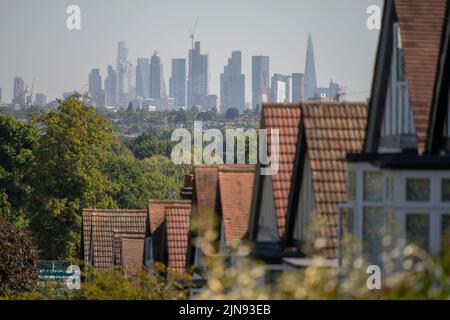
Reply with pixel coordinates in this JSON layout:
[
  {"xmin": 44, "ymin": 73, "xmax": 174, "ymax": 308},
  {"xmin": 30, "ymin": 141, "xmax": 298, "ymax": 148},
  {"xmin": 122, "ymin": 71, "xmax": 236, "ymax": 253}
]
[
  {"xmin": 148, "ymin": 199, "xmax": 191, "ymax": 204},
  {"xmin": 83, "ymin": 208, "xmax": 147, "ymax": 212},
  {"xmin": 218, "ymin": 164, "xmax": 256, "ymax": 172}
]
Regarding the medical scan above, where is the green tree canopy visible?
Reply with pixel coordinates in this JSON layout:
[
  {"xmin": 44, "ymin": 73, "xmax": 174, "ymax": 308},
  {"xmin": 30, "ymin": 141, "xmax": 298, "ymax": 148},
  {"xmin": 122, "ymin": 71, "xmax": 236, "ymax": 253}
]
[
  {"xmin": 128, "ymin": 133, "xmax": 172, "ymax": 159},
  {"xmin": 0, "ymin": 115, "xmax": 39, "ymax": 225},
  {"xmin": 27, "ymin": 94, "xmax": 118, "ymax": 259}
]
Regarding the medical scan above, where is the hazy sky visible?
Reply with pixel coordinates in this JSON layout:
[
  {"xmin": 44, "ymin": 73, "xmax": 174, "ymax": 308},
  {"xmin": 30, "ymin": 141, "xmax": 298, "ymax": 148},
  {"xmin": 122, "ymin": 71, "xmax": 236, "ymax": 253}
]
[{"xmin": 0, "ymin": 0, "xmax": 382, "ymax": 103}]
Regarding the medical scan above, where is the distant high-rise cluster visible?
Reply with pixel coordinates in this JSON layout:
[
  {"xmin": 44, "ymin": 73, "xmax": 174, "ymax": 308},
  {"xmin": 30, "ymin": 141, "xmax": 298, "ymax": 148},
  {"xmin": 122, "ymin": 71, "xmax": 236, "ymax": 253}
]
[{"xmin": 4, "ymin": 34, "xmax": 343, "ymax": 111}]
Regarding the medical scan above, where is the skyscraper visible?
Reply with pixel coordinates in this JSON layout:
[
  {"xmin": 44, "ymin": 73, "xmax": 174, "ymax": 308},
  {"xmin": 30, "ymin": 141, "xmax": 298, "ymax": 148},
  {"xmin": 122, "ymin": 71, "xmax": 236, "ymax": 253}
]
[
  {"xmin": 328, "ymin": 80, "xmax": 340, "ymax": 100},
  {"xmin": 220, "ymin": 51, "xmax": 245, "ymax": 113},
  {"xmin": 116, "ymin": 41, "xmax": 128, "ymax": 108},
  {"xmin": 149, "ymin": 51, "xmax": 164, "ymax": 99},
  {"xmin": 12, "ymin": 76, "xmax": 25, "ymax": 107},
  {"xmin": 292, "ymin": 73, "xmax": 305, "ymax": 102},
  {"xmin": 136, "ymin": 58, "xmax": 150, "ymax": 99},
  {"xmin": 88, "ymin": 68, "xmax": 102, "ymax": 106},
  {"xmin": 270, "ymin": 74, "xmax": 291, "ymax": 103},
  {"xmin": 105, "ymin": 65, "xmax": 117, "ymax": 107},
  {"xmin": 0, "ymin": 86, "xmax": 2, "ymax": 102},
  {"xmin": 170, "ymin": 58, "xmax": 186, "ymax": 107},
  {"xmin": 252, "ymin": 56, "xmax": 270, "ymax": 108},
  {"xmin": 188, "ymin": 41, "xmax": 208, "ymax": 108},
  {"xmin": 304, "ymin": 34, "xmax": 317, "ymax": 100}
]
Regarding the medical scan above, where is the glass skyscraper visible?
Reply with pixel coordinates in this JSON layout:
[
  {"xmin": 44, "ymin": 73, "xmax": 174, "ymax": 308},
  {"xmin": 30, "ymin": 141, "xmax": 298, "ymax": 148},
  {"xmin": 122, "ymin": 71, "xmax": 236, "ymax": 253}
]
[
  {"xmin": 220, "ymin": 51, "xmax": 245, "ymax": 113},
  {"xmin": 136, "ymin": 58, "xmax": 150, "ymax": 99},
  {"xmin": 252, "ymin": 55, "xmax": 270, "ymax": 108},
  {"xmin": 170, "ymin": 58, "xmax": 186, "ymax": 107},
  {"xmin": 187, "ymin": 41, "xmax": 208, "ymax": 108}
]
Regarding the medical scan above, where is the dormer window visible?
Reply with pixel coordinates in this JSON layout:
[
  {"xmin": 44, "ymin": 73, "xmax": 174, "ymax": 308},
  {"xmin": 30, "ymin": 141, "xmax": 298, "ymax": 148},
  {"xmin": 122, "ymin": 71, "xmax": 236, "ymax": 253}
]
[
  {"xmin": 380, "ymin": 23, "xmax": 417, "ymax": 152},
  {"xmin": 144, "ymin": 237, "xmax": 153, "ymax": 267}
]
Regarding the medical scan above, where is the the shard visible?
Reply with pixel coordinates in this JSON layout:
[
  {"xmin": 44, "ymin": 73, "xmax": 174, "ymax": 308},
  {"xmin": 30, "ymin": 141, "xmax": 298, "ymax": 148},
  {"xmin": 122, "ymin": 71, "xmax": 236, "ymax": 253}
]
[{"xmin": 304, "ymin": 34, "xmax": 317, "ymax": 100}]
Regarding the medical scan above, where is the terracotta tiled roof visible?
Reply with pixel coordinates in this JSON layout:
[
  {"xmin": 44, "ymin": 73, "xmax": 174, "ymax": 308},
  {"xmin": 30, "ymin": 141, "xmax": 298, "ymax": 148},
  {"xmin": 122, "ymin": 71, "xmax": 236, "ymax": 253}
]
[
  {"xmin": 82, "ymin": 209, "xmax": 148, "ymax": 270},
  {"xmin": 164, "ymin": 202, "xmax": 192, "ymax": 271},
  {"xmin": 113, "ymin": 232, "xmax": 145, "ymax": 278},
  {"xmin": 218, "ymin": 165, "xmax": 256, "ymax": 246},
  {"xmin": 261, "ymin": 103, "xmax": 302, "ymax": 237},
  {"xmin": 395, "ymin": 0, "xmax": 447, "ymax": 153},
  {"xmin": 193, "ymin": 165, "xmax": 220, "ymax": 238},
  {"xmin": 302, "ymin": 102, "xmax": 368, "ymax": 258},
  {"xmin": 148, "ymin": 200, "xmax": 185, "ymax": 263}
]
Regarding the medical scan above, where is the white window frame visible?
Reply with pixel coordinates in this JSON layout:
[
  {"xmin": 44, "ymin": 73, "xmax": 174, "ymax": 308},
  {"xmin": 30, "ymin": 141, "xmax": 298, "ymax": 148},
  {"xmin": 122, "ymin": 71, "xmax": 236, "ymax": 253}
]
[{"xmin": 348, "ymin": 164, "xmax": 450, "ymax": 260}]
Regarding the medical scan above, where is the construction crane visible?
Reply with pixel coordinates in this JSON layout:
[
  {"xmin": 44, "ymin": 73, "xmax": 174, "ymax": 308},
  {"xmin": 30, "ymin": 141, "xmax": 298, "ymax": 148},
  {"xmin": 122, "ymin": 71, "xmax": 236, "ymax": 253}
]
[{"xmin": 189, "ymin": 16, "xmax": 199, "ymax": 49}]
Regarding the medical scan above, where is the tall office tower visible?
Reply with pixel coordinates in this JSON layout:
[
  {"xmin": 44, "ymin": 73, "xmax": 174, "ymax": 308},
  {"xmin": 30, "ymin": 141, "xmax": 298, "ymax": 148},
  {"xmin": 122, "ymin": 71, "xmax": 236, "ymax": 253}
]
[
  {"xmin": 88, "ymin": 68, "xmax": 102, "ymax": 106},
  {"xmin": 12, "ymin": 76, "xmax": 25, "ymax": 107},
  {"xmin": 252, "ymin": 55, "xmax": 270, "ymax": 108},
  {"xmin": 116, "ymin": 41, "xmax": 128, "ymax": 108},
  {"xmin": 270, "ymin": 74, "xmax": 291, "ymax": 103},
  {"xmin": 136, "ymin": 58, "xmax": 150, "ymax": 99},
  {"xmin": 105, "ymin": 65, "xmax": 117, "ymax": 107},
  {"xmin": 187, "ymin": 41, "xmax": 209, "ymax": 107},
  {"xmin": 169, "ymin": 58, "xmax": 186, "ymax": 107},
  {"xmin": 292, "ymin": 73, "xmax": 305, "ymax": 102},
  {"xmin": 149, "ymin": 51, "xmax": 164, "ymax": 99},
  {"xmin": 0, "ymin": 86, "xmax": 2, "ymax": 102},
  {"xmin": 35, "ymin": 93, "xmax": 47, "ymax": 106},
  {"xmin": 220, "ymin": 51, "xmax": 245, "ymax": 113},
  {"xmin": 304, "ymin": 34, "xmax": 317, "ymax": 100}
]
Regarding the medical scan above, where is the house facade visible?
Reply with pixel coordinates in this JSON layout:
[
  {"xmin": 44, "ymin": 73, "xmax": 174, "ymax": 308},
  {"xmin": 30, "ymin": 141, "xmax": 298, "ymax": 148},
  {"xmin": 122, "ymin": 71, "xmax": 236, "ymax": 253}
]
[{"xmin": 341, "ymin": 0, "xmax": 450, "ymax": 267}]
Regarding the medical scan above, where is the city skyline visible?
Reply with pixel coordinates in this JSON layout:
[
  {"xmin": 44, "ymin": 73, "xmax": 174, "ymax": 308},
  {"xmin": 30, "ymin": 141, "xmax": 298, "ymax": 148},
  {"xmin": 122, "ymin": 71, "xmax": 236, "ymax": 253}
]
[
  {"xmin": 0, "ymin": 0, "xmax": 382, "ymax": 103},
  {"xmin": 5, "ymin": 35, "xmax": 353, "ymax": 110}
]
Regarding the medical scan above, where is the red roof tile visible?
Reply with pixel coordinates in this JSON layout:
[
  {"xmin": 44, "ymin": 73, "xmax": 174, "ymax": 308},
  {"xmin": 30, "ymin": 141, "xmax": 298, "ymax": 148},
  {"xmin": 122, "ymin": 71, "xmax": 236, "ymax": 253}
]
[
  {"xmin": 148, "ymin": 200, "xmax": 191, "ymax": 264},
  {"xmin": 302, "ymin": 102, "xmax": 368, "ymax": 258},
  {"xmin": 193, "ymin": 165, "xmax": 220, "ymax": 238},
  {"xmin": 218, "ymin": 165, "xmax": 256, "ymax": 246},
  {"xmin": 82, "ymin": 209, "xmax": 148, "ymax": 270},
  {"xmin": 261, "ymin": 103, "xmax": 302, "ymax": 237},
  {"xmin": 113, "ymin": 232, "xmax": 145, "ymax": 278},
  {"xmin": 164, "ymin": 202, "xmax": 192, "ymax": 272}
]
